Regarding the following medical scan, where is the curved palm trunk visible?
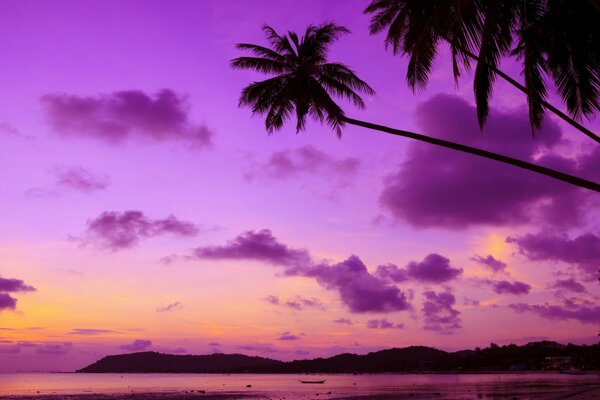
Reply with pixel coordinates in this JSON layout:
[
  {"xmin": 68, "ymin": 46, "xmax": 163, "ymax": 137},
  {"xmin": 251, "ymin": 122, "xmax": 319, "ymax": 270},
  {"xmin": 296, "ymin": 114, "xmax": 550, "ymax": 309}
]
[
  {"xmin": 462, "ymin": 49, "xmax": 600, "ymax": 144},
  {"xmin": 341, "ymin": 116, "xmax": 600, "ymax": 193}
]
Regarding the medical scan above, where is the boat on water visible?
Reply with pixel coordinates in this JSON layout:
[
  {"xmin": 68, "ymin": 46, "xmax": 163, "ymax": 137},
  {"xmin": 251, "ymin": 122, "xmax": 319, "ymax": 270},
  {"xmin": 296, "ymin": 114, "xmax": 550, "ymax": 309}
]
[{"xmin": 299, "ymin": 380, "xmax": 326, "ymax": 384}]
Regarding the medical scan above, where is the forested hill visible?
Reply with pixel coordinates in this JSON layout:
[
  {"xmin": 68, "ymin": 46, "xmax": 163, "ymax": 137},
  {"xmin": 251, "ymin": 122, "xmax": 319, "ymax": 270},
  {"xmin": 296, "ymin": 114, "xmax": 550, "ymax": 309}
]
[{"xmin": 78, "ymin": 341, "xmax": 600, "ymax": 373}]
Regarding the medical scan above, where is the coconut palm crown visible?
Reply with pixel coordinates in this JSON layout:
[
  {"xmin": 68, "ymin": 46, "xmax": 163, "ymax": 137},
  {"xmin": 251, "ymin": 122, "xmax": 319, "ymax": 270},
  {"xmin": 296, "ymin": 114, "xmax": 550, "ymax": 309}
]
[
  {"xmin": 231, "ymin": 23, "xmax": 375, "ymax": 136},
  {"xmin": 364, "ymin": 0, "xmax": 600, "ymax": 136}
]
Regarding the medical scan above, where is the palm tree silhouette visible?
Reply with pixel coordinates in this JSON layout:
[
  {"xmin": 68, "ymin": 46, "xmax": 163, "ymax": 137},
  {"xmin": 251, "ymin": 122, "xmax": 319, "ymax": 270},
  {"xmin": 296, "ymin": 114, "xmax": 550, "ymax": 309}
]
[
  {"xmin": 364, "ymin": 0, "xmax": 600, "ymax": 143},
  {"xmin": 231, "ymin": 23, "xmax": 600, "ymax": 193}
]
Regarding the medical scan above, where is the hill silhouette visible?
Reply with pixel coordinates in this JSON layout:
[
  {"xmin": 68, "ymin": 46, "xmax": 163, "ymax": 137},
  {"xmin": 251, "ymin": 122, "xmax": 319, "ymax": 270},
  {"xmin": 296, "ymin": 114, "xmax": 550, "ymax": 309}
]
[{"xmin": 78, "ymin": 341, "xmax": 600, "ymax": 373}]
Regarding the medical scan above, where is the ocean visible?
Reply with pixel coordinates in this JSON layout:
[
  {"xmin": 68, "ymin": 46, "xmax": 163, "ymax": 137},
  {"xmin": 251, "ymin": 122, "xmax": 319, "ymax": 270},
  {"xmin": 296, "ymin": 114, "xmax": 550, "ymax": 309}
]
[{"xmin": 0, "ymin": 372, "xmax": 598, "ymax": 398}]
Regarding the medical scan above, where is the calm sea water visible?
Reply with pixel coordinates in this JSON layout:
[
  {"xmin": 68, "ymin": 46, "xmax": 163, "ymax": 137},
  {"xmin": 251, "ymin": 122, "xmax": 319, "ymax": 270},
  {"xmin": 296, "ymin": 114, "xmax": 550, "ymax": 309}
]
[{"xmin": 0, "ymin": 373, "xmax": 598, "ymax": 398}]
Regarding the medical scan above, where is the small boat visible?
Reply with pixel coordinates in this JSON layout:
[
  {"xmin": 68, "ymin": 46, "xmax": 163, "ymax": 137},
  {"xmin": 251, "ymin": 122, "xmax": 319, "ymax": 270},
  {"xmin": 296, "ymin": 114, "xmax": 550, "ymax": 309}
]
[{"xmin": 299, "ymin": 380, "xmax": 326, "ymax": 384}]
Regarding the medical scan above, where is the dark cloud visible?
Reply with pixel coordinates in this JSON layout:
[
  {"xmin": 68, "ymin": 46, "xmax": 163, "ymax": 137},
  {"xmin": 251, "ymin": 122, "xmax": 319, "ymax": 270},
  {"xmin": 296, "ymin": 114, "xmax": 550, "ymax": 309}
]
[
  {"xmin": 366, "ymin": 319, "xmax": 404, "ymax": 329},
  {"xmin": 69, "ymin": 329, "xmax": 118, "ymax": 335},
  {"xmin": 492, "ymin": 280, "xmax": 531, "ymax": 295},
  {"xmin": 333, "ymin": 318, "xmax": 353, "ymax": 325},
  {"xmin": 246, "ymin": 145, "xmax": 360, "ymax": 182},
  {"xmin": 156, "ymin": 302, "xmax": 183, "ymax": 313},
  {"xmin": 380, "ymin": 94, "xmax": 595, "ymax": 230},
  {"xmin": 192, "ymin": 230, "xmax": 410, "ymax": 314},
  {"xmin": 42, "ymin": 89, "xmax": 212, "ymax": 148},
  {"xmin": 50, "ymin": 165, "xmax": 110, "ymax": 193},
  {"xmin": 83, "ymin": 210, "xmax": 199, "ymax": 250},
  {"xmin": 0, "ymin": 294, "xmax": 17, "ymax": 311},
  {"xmin": 0, "ymin": 344, "xmax": 21, "ymax": 354},
  {"xmin": 507, "ymin": 232, "xmax": 600, "ymax": 278},
  {"xmin": 192, "ymin": 229, "xmax": 311, "ymax": 268},
  {"xmin": 120, "ymin": 339, "xmax": 152, "ymax": 352},
  {"xmin": 510, "ymin": 301, "xmax": 600, "ymax": 324},
  {"xmin": 421, "ymin": 290, "xmax": 461, "ymax": 334},
  {"xmin": 0, "ymin": 277, "xmax": 36, "ymax": 312},
  {"xmin": 549, "ymin": 278, "xmax": 587, "ymax": 293},
  {"xmin": 0, "ymin": 277, "xmax": 36, "ymax": 293},
  {"xmin": 297, "ymin": 256, "xmax": 410, "ymax": 313},
  {"xmin": 471, "ymin": 255, "xmax": 507, "ymax": 273},
  {"xmin": 376, "ymin": 254, "xmax": 462, "ymax": 284},
  {"xmin": 278, "ymin": 332, "xmax": 301, "ymax": 341}
]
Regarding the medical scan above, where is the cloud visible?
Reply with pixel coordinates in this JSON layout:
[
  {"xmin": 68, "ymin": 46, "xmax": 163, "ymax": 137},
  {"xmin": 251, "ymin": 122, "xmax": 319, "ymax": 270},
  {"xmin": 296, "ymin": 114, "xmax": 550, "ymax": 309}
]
[
  {"xmin": 192, "ymin": 230, "xmax": 410, "ymax": 314},
  {"xmin": 83, "ymin": 210, "xmax": 199, "ymax": 250},
  {"xmin": 296, "ymin": 256, "xmax": 411, "ymax": 313},
  {"xmin": 0, "ymin": 277, "xmax": 36, "ymax": 293},
  {"xmin": 376, "ymin": 254, "xmax": 462, "ymax": 284},
  {"xmin": 192, "ymin": 229, "xmax": 311, "ymax": 268},
  {"xmin": 246, "ymin": 145, "xmax": 360, "ymax": 182},
  {"xmin": 549, "ymin": 278, "xmax": 586, "ymax": 293},
  {"xmin": 238, "ymin": 343, "xmax": 285, "ymax": 354},
  {"xmin": 366, "ymin": 319, "xmax": 404, "ymax": 329},
  {"xmin": 380, "ymin": 94, "xmax": 595, "ymax": 230},
  {"xmin": 0, "ymin": 344, "xmax": 21, "ymax": 354},
  {"xmin": 36, "ymin": 342, "xmax": 73, "ymax": 355},
  {"xmin": 509, "ymin": 301, "xmax": 600, "ymax": 324},
  {"xmin": 50, "ymin": 165, "xmax": 110, "ymax": 193},
  {"xmin": 492, "ymin": 280, "xmax": 531, "ymax": 295},
  {"xmin": 42, "ymin": 89, "xmax": 212, "ymax": 148},
  {"xmin": 0, "ymin": 277, "xmax": 36, "ymax": 312},
  {"xmin": 278, "ymin": 332, "xmax": 301, "ymax": 341},
  {"xmin": 120, "ymin": 339, "xmax": 152, "ymax": 352},
  {"xmin": 69, "ymin": 329, "xmax": 118, "ymax": 335},
  {"xmin": 507, "ymin": 232, "xmax": 600, "ymax": 278},
  {"xmin": 0, "ymin": 294, "xmax": 17, "ymax": 311},
  {"xmin": 265, "ymin": 295, "xmax": 324, "ymax": 311},
  {"xmin": 333, "ymin": 318, "xmax": 353, "ymax": 325},
  {"xmin": 156, "ymin": 302, "xmax": 183, "ymax": 313},
  {"xmin": 421, "ymin": 290, "xmax": 461, "ymax": 334},
  {"xmin": 471, "ymin": 255, "xmax": 507, "ymax": 273}
]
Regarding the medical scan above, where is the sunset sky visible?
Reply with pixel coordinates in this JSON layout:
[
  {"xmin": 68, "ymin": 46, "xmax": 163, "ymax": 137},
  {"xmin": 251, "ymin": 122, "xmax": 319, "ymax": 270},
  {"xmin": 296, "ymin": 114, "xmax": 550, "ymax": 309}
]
[{"xmin": 0, "ymin": 0, "xmax": 599, "ymax": 372}]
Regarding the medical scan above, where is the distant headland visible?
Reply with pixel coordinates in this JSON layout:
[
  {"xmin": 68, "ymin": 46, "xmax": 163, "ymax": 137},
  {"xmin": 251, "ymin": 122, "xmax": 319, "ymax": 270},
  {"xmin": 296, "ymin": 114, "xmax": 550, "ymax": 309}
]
[{"xmin": 78, "ymin": 341, "xmax": 599, "ymax": 373}]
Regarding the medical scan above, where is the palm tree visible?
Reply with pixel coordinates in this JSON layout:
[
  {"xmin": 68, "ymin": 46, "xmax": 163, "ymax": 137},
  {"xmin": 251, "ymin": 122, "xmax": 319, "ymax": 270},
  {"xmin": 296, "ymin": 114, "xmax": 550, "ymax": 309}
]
[
  {"xmin": 231, "ymin": 23, "xmax": 600, "ymax": 193},
  {"xmin": 364, "ymin": 0, "xmax": 600, "ymax": 143}
]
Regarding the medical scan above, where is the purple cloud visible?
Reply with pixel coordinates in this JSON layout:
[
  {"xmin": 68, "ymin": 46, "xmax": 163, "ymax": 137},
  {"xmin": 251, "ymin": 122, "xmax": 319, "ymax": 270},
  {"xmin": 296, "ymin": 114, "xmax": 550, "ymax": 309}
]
[
  {"xmin": 380, "ymin": 94, "xmax": 595, "ymax": 230},
  {"xmin": 0, "ymin": 294, "xmax": 17, "ymax": 311},
  {"xmin": 366, "ymin": 319, "xmax": 404, "ymax": 329},
  {"xmin": 50, "ymin": 165, "xmax": 110, "ymax": 193},
  {"xmin": 42, "ymin": 89, "xmax": 212, "ymax": 148},
  {"xmin": 0, "ymin": 277, "xmax": 36, "ymax": 293},
  {"xmin": 507, "ymin": 232, "xmax": 600, "ymax": 278},
  {"xmin": 297, "ymin": 256, "xmax": 410, "ymax": 313},
  {"xmin": 510, "ymin": 302, "xmax": 600, "ymax": 324},
  {"xmin": 192, "ymin": 229, "xmax": 311, "ymax": 268},
  {"xmin": 0, "ymin": 344, "xmax": 21, "ymax": 354},
  {"xmin": 69, "ymin": 329, "xmax": 118, "ymax": 335},
  {"xmin": 120, "ymin": 339, "xmax": 152, "ymax": 352},
  {"xmin": 36, "ymin": 342, "xmax": 73, "ymax": 355},
  {"xmin": 549, "ymin": 278, "xmax": 586, "ymax": 293},
  {"xmin": 472, "ymin": 255, "xmax": 507, "ymax": 273},
  {"xmin": 376, "ymin": 254, "xmax": 462, "ymax": 284},
  {"xmin": 83, "ymin": 210, "xmax": 199, "ymax": 250},
  {"xmin": 278, "ymin": 332, "xmax": 301, "ymax": 341},
  {"xmin": 264, "ymin": 295, "xmax": 280, "ymax": 305},
  {"xmin": 493, "ymin": 280, "xmax": 531, "ymax": 295},
  {"xmin": 247, "ymin": 145, "xmax": 360, "ymax": 181},
  {"xmin": 333, "ymin": 318, "xmax": 353, "ymax": 325},
  {"xmin": 156, "ymin": 302, "xmax": 183, "ymax": 313},
  {"xmin": 193, "ymin": 230, "xmax": 410, "ymax": 314},
  {"xmin": 421, "ymin": 290, "xmax": 461, "ymax": 334},
  {"xmin": 284, "ymin": 297, "xmax": 324, "ymax": 311},
  {"xmin": 0, "ymin": 277, "xmax": 36, "ymax": 312}
]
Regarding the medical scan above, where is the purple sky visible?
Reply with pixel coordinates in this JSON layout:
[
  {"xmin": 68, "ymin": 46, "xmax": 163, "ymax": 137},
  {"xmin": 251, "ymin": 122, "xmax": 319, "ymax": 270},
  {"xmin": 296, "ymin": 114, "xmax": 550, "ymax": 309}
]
[{"xmin": 0, "ymin": 0, "xmax": 598, "ymax": 372}]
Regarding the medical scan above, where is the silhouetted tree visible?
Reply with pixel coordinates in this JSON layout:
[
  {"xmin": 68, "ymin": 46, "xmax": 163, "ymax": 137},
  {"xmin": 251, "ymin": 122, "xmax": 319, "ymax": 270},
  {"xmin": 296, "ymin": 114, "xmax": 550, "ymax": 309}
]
[
  {"xmin": 232, "ymin": 23, "xmax": 600, "ymax": 192},
  {"xmin": 364, "ymin": 0, "xmax": 600, "ymax": 143}
]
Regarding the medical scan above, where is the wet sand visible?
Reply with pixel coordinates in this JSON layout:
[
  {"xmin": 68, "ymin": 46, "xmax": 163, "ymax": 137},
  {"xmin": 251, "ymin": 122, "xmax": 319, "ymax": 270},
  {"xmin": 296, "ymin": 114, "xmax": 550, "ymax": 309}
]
[{"xmin": 1, "ymin": 385, "xmax": 599, "ymax": 400}]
